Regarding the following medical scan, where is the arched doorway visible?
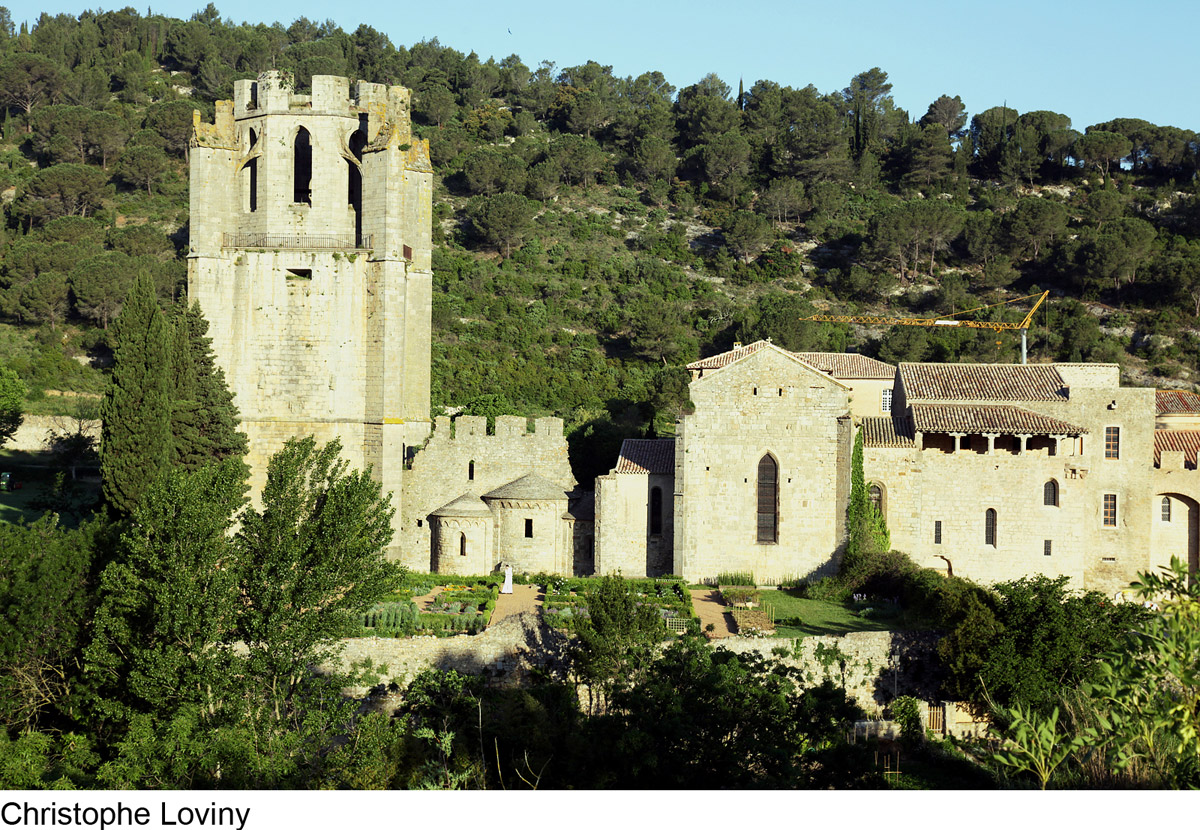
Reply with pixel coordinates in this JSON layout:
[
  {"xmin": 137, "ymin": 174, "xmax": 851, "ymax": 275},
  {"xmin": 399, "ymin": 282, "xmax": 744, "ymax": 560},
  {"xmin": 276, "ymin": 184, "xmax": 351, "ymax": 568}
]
[{"xmin": 1151, "ymin": 492, "xmax": 1199, "ymax": 582}]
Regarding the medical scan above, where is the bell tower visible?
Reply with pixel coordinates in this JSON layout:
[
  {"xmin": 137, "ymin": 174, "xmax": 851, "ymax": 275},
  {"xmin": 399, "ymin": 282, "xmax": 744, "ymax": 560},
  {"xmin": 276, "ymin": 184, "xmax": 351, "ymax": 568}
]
[{"xmin": 188, "ymin": 71, "xmax": 433, "ymax": 557}]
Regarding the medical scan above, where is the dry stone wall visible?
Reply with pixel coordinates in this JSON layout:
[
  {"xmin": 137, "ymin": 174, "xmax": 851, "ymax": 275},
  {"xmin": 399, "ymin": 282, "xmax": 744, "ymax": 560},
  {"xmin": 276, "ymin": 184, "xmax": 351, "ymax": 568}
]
[{"xmin": 331, "ymin": 621, "xmax": 940, "ymax": 709}]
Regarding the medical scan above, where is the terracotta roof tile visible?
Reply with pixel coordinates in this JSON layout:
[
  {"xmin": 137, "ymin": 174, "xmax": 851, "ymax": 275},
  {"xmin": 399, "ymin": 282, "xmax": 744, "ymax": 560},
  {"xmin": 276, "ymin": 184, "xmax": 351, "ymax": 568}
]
[
  {"xmin": 1155, "ymin": 430, "xmax": 1200, "ymax": 468},
  {"xmin": 793, "ymin": 352, "xmax": 896, "ymax": 379},
  {"xmin": 687, "ymin": 341, "xmax": 896, "ymax": 379},
  {"xmin": 911, "ymin": 403, "xmax": 1086, "ymax": 436},
  {"xmin": 900, "ymin": 363, "xmax": 1067, "ymax": 402},
  {"xmin": 615, "ymin": 439, "xmax": 675, "ymax": 474},
  {"xmin": 861, "ymin": 416, "xmax": 915, "ymax": 448},
  {"xmin": 1156, "ymin": 389, "xmax": 1200, "ymax": 415},
  {"xmin": 687, "ymin": 341, "xmax": 772, "ymax": 370}
]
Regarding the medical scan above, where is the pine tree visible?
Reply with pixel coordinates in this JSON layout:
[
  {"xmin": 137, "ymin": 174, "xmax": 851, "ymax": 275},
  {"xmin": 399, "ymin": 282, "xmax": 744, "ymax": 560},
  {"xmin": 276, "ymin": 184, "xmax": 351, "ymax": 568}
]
[
  {"xmin": 170, "ymin": 303, "xmax": 247, "ymax": 471},
  {"xmin": 100, "ymin": 271, "xmax": 172, "ymax": 517}
]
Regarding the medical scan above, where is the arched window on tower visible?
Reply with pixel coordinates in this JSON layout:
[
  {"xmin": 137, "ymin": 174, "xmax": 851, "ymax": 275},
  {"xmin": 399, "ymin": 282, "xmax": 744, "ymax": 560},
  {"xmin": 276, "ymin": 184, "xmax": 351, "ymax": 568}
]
[
  {"xmin": 245, "ymin": 128, "xmax": 258, "ymax": 212},
  {"xmin": 293, "ymin": 127, "xmax": 312, "ymax": 205},
  {"xmin": 757, "ymin": 454, "xmax": 778, "ymax": 543},
  {"xmin": 985, "ymin": 509, "xmax": 997, "ymax": 547},
  {"xmin": 468, "ymin": 460, "xmax": 475, "ymax": 481},
  {"xmin": 650, "ymin": 486, "xmax": 663, "ymax": 535},
  {"xmin": 1044, "ymin": 479, "xmax": 1058, "ymax": 506},
  {"xmin": 459, "ymin": 532, "xmax": 467, "ymax": 557},
  {"xmin": 347, "ymin": 129, "xmax": 366, "ymax": 245}
]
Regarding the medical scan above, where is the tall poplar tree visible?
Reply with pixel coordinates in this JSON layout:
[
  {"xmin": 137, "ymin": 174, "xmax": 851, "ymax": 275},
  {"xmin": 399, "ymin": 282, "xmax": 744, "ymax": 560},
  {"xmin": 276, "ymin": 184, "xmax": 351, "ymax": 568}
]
[{"xmin": 100, "ymin": 271, "xmax": 172, "ymax": 517}]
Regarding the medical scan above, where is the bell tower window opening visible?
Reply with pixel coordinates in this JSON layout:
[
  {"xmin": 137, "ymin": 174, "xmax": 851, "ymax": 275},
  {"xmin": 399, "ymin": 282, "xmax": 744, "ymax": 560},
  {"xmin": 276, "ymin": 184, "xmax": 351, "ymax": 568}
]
[
  {"xmin": 650, "ymin": 486, "xmax": 663, "ymax": 535},
  {"xmin": 246, "ymin": 128, "xmax": 258, "ymax": 213},
  {"xmin": 756, "ymin": 454, "xmax": 778, "ymax": 543},
  {"xmin": 347, "ymin": 129, "xmax": 366, "ymax": 245},
  {"xmin": 293, "ymin": 127, "xmax": 312, "ymax": 205}
]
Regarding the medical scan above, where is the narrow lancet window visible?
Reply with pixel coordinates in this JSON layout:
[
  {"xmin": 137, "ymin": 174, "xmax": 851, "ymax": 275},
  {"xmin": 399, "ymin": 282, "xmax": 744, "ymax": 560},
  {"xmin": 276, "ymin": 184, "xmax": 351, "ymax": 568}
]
[
  {"xmin": 294, "ymin": 127, "xmax": 312, "ymax": 205},
  {"xmin": 757, "ymin": 454, "xmax": 778, "ymax": 543}
]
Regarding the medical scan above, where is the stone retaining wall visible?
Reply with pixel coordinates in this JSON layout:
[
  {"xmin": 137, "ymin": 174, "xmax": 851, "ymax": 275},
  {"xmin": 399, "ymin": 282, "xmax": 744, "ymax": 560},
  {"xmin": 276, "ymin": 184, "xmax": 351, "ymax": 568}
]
[
  {"xmin": 330, "ymin": 619, "xmax": 941, "ymax": 709},
  {"xmin": 7, "ymin": 416, "xmax": 100, "ymax": 452}
]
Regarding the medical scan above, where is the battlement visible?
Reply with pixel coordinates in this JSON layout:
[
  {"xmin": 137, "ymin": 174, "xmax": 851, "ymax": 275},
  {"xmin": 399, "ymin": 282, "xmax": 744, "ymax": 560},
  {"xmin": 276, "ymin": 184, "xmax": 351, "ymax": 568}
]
[
  {"xmin": 431, "ymin": 414, "xmax": 566, "ymax": 441},
  {"xmin": 229, "ymin": 71, "xmax": 412, "ymax": 143}
]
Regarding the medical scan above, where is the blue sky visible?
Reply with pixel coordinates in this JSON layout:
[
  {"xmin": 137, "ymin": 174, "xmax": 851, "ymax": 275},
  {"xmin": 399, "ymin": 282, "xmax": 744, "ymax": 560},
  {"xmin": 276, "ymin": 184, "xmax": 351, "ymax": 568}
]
[{"xmin": 23, "ymin": 0, "xmax": 1198, "ymax": 132}]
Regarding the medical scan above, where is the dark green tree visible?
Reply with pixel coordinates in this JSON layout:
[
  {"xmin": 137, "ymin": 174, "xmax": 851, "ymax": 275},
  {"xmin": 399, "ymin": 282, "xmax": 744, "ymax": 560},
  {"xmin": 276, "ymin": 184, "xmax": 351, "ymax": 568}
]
[
  {"xmin": 169, "ymin": 303, "xmax": 248, "ymax": 471},
  {"xmin": 0, "ymin": 365, "xmax": 26, "ymax": 448},
  {"xmin": 100, "ymin": 272, "xmax": 172, "ymax": 517},
  {"xmin": 85, "ymin": 459, "xmax": 246, "ymax": 727},
  {"xmin": 0, "ymin": 515, "xmax": 95, "ymax": 732},
  {"xmin": 466, "ymin": 193, "xmax": 537, "ymax": 257},
  {"xmin": 234, "ymin": 437, "xmax": 400, "ymax": 719},
  {"xmin": 574, "ymin": 574, "xmax": 664, "ymax": 712}
]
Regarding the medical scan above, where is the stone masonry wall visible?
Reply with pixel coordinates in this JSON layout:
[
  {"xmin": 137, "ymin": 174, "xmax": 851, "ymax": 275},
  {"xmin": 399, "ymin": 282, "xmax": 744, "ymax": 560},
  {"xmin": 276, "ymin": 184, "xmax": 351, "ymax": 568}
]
[
  {"xmin": 399, "ymin": 415, "xmax": 576, "ymax": 572},
  {"xmin": 330, "ymin": 622, "xmax": 941, "ymax": 710},
  {"xmin": 866, "ymin": 378, "xmax": 1164, "ymax": 594},
  {"xmin": 594, "ymin": 471, "xmax": 674, "ymax": 577},
  {"xmin": 675, "ymin": 346, "xmax": 851, "ymax": 584}
]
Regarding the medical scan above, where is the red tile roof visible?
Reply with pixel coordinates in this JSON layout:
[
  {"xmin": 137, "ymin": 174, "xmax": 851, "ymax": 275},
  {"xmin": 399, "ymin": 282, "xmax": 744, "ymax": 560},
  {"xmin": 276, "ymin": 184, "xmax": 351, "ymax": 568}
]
[
  {"xmin": 861, "ymin": 416, "xmax": 915, "ymax": 448},
  {"xmin": 1156, "ymin": 389, "xmax": 1200, "ymax": 415},
  {"xmin": 1155, "ymin": 430, "xmax": 1200, "ymax": 468},
  {"xmin": 686, "ymin": 341, "xmax": 895, "ymax": 379},
  {"xmin": 793, "ymin": 352, "xmax": 896, "ymax": 379},
  {"xmin": 687, "ymin": 341, "xmax": 772, "ymax": 370},
  {"xmin": 911, "ymin": 403, "xmax": 1086, "ymax": 436},
  {"xmin": 900, "ymin": 363, "xmax": 1068, "ymax": 402},
  {"xmin": 615, "ymin": 439, "xmax": 676, "ymax": 474}
]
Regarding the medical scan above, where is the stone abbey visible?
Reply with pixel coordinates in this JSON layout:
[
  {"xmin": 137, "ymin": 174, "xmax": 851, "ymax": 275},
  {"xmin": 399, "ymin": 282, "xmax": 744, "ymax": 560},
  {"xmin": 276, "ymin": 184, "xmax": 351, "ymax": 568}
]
[{"xmin": 190, "ymin": 73, "xmax": 1200, "ymax": 592}]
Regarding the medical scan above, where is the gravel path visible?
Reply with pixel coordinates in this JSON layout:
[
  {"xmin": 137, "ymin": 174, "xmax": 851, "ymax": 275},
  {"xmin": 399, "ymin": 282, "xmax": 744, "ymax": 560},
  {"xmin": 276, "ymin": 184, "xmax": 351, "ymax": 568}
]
[
  {"xmin": 491, "ymin": 584, "xmax": 543, "ymax": 626},
  {"xmin": 689, "ymin": 588, "xmax": 736, "ymax": 638}
]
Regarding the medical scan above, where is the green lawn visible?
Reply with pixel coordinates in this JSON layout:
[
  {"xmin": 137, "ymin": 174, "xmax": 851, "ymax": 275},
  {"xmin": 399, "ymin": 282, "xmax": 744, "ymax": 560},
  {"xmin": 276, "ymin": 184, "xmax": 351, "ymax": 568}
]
[
  {"xmin": 759, "ymin": 589, "xmax": 898, "ymax": 637},
  {"xmin": 0, "ymin": 462, "xmax": 101, "ymax": 527}
]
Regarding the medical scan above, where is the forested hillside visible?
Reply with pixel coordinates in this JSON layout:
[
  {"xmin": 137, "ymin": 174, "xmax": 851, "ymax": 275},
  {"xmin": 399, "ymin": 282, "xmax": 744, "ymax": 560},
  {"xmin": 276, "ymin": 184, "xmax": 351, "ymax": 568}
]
[{"xmin": 3, "ymin": 4, "xmax": 1200, "ymax": 481}]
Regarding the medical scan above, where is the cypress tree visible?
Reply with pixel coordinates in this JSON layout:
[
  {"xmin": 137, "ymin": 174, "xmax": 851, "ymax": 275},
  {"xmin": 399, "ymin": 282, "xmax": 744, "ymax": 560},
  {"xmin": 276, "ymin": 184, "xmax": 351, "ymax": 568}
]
[
  {"xmin": 844, "ymin": 427, "xmax": 890, "ymax": 573},
  {"xmin": 100, "ymin": 271, "xmax": 172, "ymax": 516},
  {"xmin": 170, "ymin": 302, "xmax": 248, "ymax": 471}
]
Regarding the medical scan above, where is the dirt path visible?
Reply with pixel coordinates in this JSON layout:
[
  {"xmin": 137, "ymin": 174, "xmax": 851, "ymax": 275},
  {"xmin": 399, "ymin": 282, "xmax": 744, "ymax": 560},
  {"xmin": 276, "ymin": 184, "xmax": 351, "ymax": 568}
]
[
  {"xmin": 411, "ymin": 585, "xmax": 444, "ymax": 612},
  {"xmin": 490, "ymin": 583, "xmax": 543, "ymax": 626},
  {"xmin": 689, "ymin": 588, "xmax": 736, "ymax": 638}
]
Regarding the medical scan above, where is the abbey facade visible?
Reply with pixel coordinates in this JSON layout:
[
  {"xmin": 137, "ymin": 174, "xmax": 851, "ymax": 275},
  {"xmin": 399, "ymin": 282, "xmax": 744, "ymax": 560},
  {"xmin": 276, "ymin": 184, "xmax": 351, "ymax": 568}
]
[
  {"xmin": 595, "ymin": 340, "xmax": 1200, "ymax": 594},
  {"xmin": 190, "ymin": 72, "xmax": 1197, "ymax": 591}
]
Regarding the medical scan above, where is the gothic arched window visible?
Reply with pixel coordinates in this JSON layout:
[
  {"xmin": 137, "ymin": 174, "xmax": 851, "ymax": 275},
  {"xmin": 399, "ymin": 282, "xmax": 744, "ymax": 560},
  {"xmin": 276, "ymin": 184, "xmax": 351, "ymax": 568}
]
[
  {"xmin": 757, "ymin": 454, "xmax": 778, "ymax": 543},
  {"xmin": 293, "ymin": 127, "xmax": 312, "ymax": 205}
]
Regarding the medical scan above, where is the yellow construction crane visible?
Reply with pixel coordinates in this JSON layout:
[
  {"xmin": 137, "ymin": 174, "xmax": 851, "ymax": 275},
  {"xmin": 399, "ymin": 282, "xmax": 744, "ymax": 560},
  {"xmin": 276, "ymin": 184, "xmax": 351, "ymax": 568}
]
[{"xmin": 801, "ymin": 290, "xmax": 1050, "ymax": 364}]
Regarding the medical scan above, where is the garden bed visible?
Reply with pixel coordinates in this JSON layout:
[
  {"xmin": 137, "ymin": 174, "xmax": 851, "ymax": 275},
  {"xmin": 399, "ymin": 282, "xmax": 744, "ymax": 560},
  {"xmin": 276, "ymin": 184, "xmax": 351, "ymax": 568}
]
[
  {"xmin": 359, "ymin": 574, "xmax": 500, "ymax": 638},
  {"xmin": 541, "ymin": 576, "xmax": 697, "ymax": 635}
]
